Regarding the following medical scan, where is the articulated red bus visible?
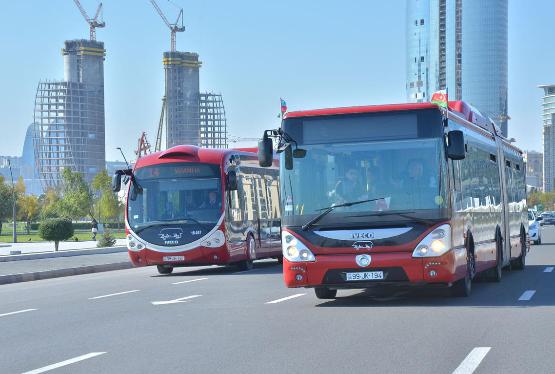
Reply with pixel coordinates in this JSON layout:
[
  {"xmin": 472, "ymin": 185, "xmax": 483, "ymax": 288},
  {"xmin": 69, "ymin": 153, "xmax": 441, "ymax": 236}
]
[
  {"xmin": 113, "ymin": 145, "xmax": 281, "ymax": 274},
  {"xmin": 258, "ymin": 101, "xmax": 528, "ymax": 298}
]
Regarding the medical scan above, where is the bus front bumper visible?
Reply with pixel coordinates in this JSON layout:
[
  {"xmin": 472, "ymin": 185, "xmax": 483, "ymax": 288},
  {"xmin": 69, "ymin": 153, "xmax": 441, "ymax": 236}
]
[
  {"xmin": 128, "ymin": 246, "xmax": 230, "ymax": 267},
  {"xmin": 283, "ymin": 249, "xmax": 466, "ymax": 289}
]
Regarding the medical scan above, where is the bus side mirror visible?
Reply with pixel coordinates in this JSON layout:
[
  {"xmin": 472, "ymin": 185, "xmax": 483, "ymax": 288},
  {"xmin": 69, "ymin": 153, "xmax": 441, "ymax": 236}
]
[
  {"xmin": 447, "ymin": 130, "xmax": 465, "ymax": 160},
  {"xmin": 293, "ymin": 148, "xmax": 306, "ymax": 158},
  {"xmin": 227, "ymin": 171, "xmax": 238, "ymax": 191},
  {"xmin": 258, "ymin": 135, "xmax": 273, "ymax": 167},
  {"xmin": 112, "ymin": 172, "xmax": 122, "ymax": 193},
  {"xmin": 284, "ymin": 144, "xmax": 293, "ymax": 170}
]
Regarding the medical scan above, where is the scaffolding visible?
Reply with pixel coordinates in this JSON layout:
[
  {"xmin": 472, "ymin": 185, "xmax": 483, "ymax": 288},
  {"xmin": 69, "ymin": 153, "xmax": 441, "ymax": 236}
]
[
  {"xmin": 33, "ymin": 39, "xmax": 106, "ymax": 190},
  {"xmin": 200, "ymin": 93, "xmax": 227, "ymax": 148}
]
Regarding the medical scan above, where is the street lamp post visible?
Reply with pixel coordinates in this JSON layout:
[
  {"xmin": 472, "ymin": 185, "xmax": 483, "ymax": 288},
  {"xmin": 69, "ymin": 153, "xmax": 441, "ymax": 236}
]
[{"xmin": 7, "ymin": 160, "xmax": 16, "ymax": 243}]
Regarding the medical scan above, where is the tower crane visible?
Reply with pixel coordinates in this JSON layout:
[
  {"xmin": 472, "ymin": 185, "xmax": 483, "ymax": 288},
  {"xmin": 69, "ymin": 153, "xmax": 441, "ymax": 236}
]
[
  {"xmin": 136, "ymin": 132, "xmax": 152, "ymax": 158},
  {"xmin": 149, "ymin": 0, "xmax": 186, "ymax": 52},
  {"xmin": 155, "ymin": 97, "xmax": 167, "ymax": 152},
  {"xmin": 72, "ymin": 0, "xmax": 105, "ymax": 41}
]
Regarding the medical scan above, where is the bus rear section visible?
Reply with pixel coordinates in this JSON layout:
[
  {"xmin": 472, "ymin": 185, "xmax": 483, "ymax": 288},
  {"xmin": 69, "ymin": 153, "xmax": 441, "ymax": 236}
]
[
  {"xmin": 259, "ymin": 101, "xmax": 527, "ymax": 298},
  {"xmin": 116, "ymin": 145, "xmax": 281, "ymax": 274}
]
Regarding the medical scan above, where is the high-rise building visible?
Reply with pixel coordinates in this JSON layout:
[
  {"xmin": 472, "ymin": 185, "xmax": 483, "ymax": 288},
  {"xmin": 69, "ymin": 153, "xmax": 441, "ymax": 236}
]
[
  {"xmin": 33, "ymin": 39, "xmax": 106, "ymax": 189},
  {"xmin": 164, "ymin": 51, "xmax": 201, "ymax": 148},
  {"xmin": 406, "ymin": 0, "xmax": 509, "ymax": 135},
  {"xmin": 162, "ymin": 52, "xmax": 228, "ymax": 149},
  {"xmin": 524, "ymin": 150, "xmax": 543, "ymax": 190},
  {"xmin": 540, "ymin": 84, "xmax": 555, "ymax": 192}
]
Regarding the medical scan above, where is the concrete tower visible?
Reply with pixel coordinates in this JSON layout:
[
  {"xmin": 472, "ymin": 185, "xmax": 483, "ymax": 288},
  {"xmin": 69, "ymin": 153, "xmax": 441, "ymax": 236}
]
[{"xmin": 34, "ymin": 39, "xmax": 106, "ymax": 189}]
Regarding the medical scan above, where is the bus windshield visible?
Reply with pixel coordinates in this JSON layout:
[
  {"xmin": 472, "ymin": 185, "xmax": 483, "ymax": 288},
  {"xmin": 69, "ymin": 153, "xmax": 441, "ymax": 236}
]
[{"xmin": 127, "ymin": 163, "xmax": 222, "ymax": 232}]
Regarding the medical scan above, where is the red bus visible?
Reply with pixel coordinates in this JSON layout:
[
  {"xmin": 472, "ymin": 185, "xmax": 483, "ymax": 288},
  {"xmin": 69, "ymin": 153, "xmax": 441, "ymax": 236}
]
[
  {"xmin": 258, "ymin": 101, "xmax": 528, "ymax": 298},
  {"xmin": 113, "ymin": 145, "xmax": 281, "ymax": 274}
]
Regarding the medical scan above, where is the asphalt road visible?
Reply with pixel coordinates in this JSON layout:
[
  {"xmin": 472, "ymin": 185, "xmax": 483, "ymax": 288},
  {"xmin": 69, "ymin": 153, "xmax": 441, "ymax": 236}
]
[{"xmin": 1, "ymin": 227, "xmax": 555, "ymax": 374}]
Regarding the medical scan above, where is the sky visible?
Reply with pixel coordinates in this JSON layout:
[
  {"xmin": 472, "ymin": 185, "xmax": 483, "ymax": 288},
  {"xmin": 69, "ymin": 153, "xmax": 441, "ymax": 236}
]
[{"xmin": 0, "ymin": 0, "xmax": 553, "ymax": 161}]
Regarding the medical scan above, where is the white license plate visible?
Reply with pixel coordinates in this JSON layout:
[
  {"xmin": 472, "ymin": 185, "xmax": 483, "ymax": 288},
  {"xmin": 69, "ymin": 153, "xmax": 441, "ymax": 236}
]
[
  {"xmin": 163, "ymin": 256, "xmax": 185, "ymax": 262},
  {"xmin": 345, "ymin": 271, "xmax": 384, "ymax": 281}
]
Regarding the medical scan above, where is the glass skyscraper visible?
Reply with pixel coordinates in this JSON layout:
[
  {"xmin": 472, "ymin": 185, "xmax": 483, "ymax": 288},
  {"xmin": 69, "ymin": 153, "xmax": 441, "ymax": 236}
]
[
  {"xmin": 540, "ymin": 85, "xmax": 555, "ymax": 192},
  {"xmin": 406, "ymin": 0, "xmax": 509, "ymax": 136}
]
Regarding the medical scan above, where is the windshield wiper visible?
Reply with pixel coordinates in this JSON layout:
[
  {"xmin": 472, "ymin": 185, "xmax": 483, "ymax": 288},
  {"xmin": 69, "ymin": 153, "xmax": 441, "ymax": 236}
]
[
  {"xmin": 345, "ymin": 211, "xmax": 435, "ymax": 225},
  {"xmin": 301, "ymin": 198, "xmax": 385, "ymax": 231}
]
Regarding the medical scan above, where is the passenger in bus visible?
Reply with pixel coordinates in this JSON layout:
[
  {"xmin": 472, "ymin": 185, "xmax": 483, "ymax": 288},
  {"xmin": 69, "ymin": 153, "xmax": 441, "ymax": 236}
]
[
  {"xmin": 397, "ymin": 158, "xmax": 437, "ymax": 209},
  {"xmin": 333, "ymin": 168, "xmax": 364, "ymax": 203},
  {"xmin": 201, "ymin": 191, "xmax": 221, "ymax": 209}
]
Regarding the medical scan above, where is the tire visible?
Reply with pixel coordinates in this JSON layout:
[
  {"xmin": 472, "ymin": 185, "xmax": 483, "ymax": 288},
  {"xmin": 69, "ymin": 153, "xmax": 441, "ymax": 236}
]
[
  {"xmin": 452, "ymin": 246, "xmax": 474, "ymax": 297},
  {"xmin": 157, "ymin": 265, "xmax": 173, "ymax": 275},
  {"xmin": 277, "ymin": 255, "xmax": 284, "ymax": 264},
  {"xmin": 314, "ymin": 287, "xmax": 337, "ymax": 299},
  {"xmin": 512, "ymin": 233, "xmax": 527, "ymax": 271},
  {"xmin": 237, "ymin": 235, "xmax": 256, "ymax": 271},
  {"xmin": 489, "ymin": 237, "xmax": 503, "ymax": 282}
]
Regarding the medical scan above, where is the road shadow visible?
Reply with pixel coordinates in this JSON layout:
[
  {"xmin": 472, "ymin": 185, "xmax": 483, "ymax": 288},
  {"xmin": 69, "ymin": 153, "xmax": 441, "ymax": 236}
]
[
  {"xmin": 315, "ymin": 265, "xmax": 555, "ymax": 308},
  {"xmin": 151, "ymin": 260, "xmax": 282, "ymax": 278}
]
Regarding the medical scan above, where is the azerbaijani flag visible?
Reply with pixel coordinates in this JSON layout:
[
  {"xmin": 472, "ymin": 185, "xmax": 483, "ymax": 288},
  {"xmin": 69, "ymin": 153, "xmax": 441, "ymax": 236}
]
[
  {"xmin": 431, "ymin": 89, "xmax": 448, "ymax": 109},
  {"xmin": 280, "ymin": 98, "xmax": 288, "ymax": 115}
]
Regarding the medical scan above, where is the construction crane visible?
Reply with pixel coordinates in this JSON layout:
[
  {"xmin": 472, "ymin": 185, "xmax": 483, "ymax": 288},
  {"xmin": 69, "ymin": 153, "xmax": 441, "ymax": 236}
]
[
  {"xmin": 150, "ymin": 0, "xmax": 186, "ymax": 52},
  {"xmin": 155, "ymin": 96, "xmax": 167, "ymax": 152},
  {"xmin": 135, "ymin": 132, "xmax": 152, "ymax": 158},
  {"xmin": 72, "ymin": 0, "xmax": 105, "ymax": 41}
]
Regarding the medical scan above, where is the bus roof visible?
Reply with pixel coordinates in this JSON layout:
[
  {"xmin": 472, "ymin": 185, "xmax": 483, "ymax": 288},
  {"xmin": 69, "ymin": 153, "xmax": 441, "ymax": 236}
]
[
  {"xmin": 134, "ymin": 145, "xmax": 257, "ymax": 169},
  {"xmin": 284, "ymin": 101, "xmax": 522, "ymax": 154}
]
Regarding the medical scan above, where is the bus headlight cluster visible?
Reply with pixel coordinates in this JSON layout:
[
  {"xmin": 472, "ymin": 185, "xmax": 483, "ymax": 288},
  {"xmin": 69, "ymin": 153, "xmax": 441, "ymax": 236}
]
[
  {"xmin": 127, "ymin": 234, "xmax": 145, "ymax": 251},
  {"xmin": 282, "ymin": 231, "xmax": 315, "ymax": 262},
  {"xmin": 412, "ymin": 224, "xmax": 451, "ymax": 258},
  {"xmin": 202, "ymin": 230, "xmax": 225, "ymax": 248}
]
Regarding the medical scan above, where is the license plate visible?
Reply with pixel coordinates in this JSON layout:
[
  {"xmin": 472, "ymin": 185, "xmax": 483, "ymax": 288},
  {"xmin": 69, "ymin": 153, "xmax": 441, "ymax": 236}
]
[
  {"xmin": 163, "ymin": 256, "xmax": 185, "ymax": 262},
  {"xmin": 345, "ymin": 271, "xmax": 384, "ymax": 281}
]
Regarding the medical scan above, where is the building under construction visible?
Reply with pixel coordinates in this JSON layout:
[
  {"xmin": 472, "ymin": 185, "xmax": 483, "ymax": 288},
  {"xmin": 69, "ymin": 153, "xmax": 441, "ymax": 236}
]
[
  {"xmin": 162, "ymin": 52, "xmax": 227, "ymax": 149},
  {"xmin": 33, "ymin": 39, "xmax": 106, "ymax": 189}
]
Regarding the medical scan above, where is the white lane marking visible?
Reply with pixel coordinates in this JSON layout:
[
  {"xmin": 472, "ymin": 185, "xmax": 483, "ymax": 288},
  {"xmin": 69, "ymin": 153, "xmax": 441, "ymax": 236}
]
[
  {"xmin": 266, "ymin": 293, "xmax": 306, "ymax": 304},
  {"xmin": 452, "ymin": 347, "xmax": 491, "ymax": 374},
  {"xmin": 151, "ymin": 295, "xmax": 202, "ymax": 305},
  {"xmin": 518, "ymin": 290, "xmax": 536, "ymax": 301},
  {"xmin": 88, "ymin": 290, "xmax": 140, "ymax": 300},
  {"xmin": 22, "ymin": 352, "xmax": 107, "ymax": 374},
  {"xmin": 172, "ymin": 277, "xmax": 208, "ymax": 285},
  {"xmin": 0, "ymin": 308, "xmax": 37, "ymax": 318},
  {"xmin": 544, "ymin": 267, "xmax": 554, "ymax": 273}
]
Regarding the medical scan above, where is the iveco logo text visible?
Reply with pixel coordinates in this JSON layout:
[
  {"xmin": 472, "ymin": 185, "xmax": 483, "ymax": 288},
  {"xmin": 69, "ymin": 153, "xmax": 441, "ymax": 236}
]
[
  {"xmin": 352, "ymin": 241, "xmax": 374, "ymax": 250},
  {"xmin": 351, "ymin": 232, "xmax": 374, "ymax": 240}
]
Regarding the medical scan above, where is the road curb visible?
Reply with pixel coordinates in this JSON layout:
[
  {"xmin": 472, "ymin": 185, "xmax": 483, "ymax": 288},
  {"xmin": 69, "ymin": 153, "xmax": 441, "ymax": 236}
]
[
  {"xmin": 0, "ymin": 246, "xmax": 127, "ymax": 262},
  {"xmin": 0, "ymin": 261, "xmax": 133, "ymax": 285}
]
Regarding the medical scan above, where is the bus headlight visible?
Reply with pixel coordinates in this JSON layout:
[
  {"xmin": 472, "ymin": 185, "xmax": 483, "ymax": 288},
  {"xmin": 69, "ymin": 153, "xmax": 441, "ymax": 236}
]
[
  {"xmin": 202, "ymin": 230, "xmax": 225, "ymax": 248},
  {"xmin": 282, "ymin": 231, "xmax": 315, "ymax": 262},
  {"xmin": 412, "ymin": 224, "xmax": 451, "ymax": 258},
  {"xmin": 127, "ymin": 234, "xmax": 145, "ymax": 252}
]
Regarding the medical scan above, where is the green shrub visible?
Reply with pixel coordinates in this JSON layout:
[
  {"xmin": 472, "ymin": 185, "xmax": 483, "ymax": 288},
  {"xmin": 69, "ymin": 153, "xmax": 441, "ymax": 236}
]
[
  {"xmin": 97, "ymin": 229, "xmax": 116, "ymax": 248},
  {"xmin": 38, "ymin": 219, "xmax": 74, "ymax": 251}
]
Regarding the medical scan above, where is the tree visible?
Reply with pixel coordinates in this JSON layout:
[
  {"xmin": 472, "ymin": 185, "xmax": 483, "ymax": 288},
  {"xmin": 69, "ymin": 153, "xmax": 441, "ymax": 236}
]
[
  {"xmin": 39, "ymin": 188, "xmax": 61, "ymax": 220},
  {"xmin": 92, "ymin": 170, "xmax": 121, "ymax": 223},
  {"xmin": 0, "ymin": 176, "xmax": 15, "ymax": 236},
  {"xmin": 39, "ymin": 218, "xmax": 74, "ymax": 251},
  {"xmin": 56, "ymin": 168, "xmax": 94, "ymax": 220},
  {"xmin": 18, "ymin": 195, "xmax": 40, "ymax": 234}
]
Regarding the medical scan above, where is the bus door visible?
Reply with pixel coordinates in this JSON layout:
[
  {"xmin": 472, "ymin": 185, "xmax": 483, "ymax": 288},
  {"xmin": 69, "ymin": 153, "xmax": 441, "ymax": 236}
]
[
  {"xmin": 225, "ymin": 168, "xmax": 247, "ymax": 258},
  {"xmin": 496, "ymin": 139, "xmax": 511, "ymax": 265}
]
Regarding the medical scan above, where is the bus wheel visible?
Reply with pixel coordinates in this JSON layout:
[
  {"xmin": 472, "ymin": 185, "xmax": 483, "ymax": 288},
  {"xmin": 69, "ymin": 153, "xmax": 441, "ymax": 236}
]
[
  {"xmin": 314, "ymin": 287, "xmax": 337, "ymax": 299},
  {"xmin": 452, "ymin": 247, "xmax": 474, "ymax": 297},
  {"xmin": 157, "ymin": 265, "xmax": 173, "ymax": 275},
  {"xmin": 512, "ymin": 232, "xmax": 527, "ymax": 270},
  {"xmin": 489, "ymin": 237, "xmax": 503, "ymax": 282},
  {"xmin": 238, "ymin": 236, "xmax": 255, "ymax": 271}
]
